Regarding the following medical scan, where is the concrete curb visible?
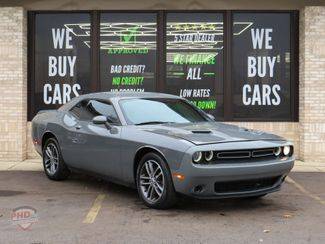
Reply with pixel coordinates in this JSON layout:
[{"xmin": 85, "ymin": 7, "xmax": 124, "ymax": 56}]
[{"xmin": 0, "ymin": 159, "xmax": 43, "ymax": 171}]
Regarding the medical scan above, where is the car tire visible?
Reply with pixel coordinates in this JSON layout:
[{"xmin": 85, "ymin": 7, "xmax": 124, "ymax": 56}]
[
  {"xmin": 136, "ymin": 152, "xmax": 177, "ymax": 209},
  {"xmin": 42, "ymin": 137, "xmax": 70, "ymax": 181}
]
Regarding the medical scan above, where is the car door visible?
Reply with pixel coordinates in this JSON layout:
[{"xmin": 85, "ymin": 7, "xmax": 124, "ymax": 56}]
[{"xmin": 62, "ymin": 99, "xmax": 123, "ymax": 179}]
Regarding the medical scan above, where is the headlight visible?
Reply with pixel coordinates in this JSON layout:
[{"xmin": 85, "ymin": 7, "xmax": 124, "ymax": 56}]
[
  {"xmin": 205, "ymin": 151, "xmax": 214, "ymax": 161},
  {"xmin": 274, "ymin": 147, "xmax": 281, "ymax": 156},
  {"xmin": 283, "ymin": 146, "xmax": 291, "ymax": 156},
  {"xmin": 192, "ymin": 152, "xmax": 202, "ymax": 163}
]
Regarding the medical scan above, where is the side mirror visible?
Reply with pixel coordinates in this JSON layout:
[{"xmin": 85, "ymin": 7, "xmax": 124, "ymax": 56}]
[
  {"xmin": 92, "ymin": 115, "xmax": 107, "ymax": 124},
  {"xmin": 207, "ymin": 114, "xmax": 215, "ymax": 121}
]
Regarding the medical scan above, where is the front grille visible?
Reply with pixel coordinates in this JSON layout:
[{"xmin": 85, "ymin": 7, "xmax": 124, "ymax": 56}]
[
  {"xmin": 214, "ymin": 148, "xmax": 277, "ymax": 161},
  {"xmin": 216, "ymin": 151, "xmax": 251, "ymax": 159},
  {"xmin": 214, "ymin": 176, "xmax": 281, "ymax": 194},
  {"xmin": 252, "ymin": 148, "xmax": 275, "ymax": 158},
  {"xmin": 193, "ymin": 147, "xmax": 285, "ymax": 165}
]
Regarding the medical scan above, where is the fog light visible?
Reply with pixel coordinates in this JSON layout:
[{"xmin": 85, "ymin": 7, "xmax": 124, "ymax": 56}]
[
  {"xmin": 193, "ymin": 185, "xmax": 204, "ymax": 193},
  {"xmin": 192, "ymin": 152, "xmax": 202, "ymax": 163},
  {"xmin": 205, "ymin": 151, "xmax": 214, "ymax": 161},
  {"xmin": 274, "ymin": 147, "xmax": 281, "ymax": 156},
  {"xmin": 283, "ymin": 146, "xmax": 291, "ymax": 156}
]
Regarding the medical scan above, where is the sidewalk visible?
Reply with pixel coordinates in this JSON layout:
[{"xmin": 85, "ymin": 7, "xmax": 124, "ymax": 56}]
[
  {"xmin": 0, "ymin": 158, "xmax": 43, "ymax": 171},
  {"xmin": 293, "ymin": 160, "xmax": 325, "ymax": 172},
  {"xmin": 0, "ymin": 159, "xmax": 324, "ymax": 172}
]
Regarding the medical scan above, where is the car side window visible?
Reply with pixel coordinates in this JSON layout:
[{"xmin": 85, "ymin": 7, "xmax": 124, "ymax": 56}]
[
  {"xmin": 69, "ymin": 100, "xmax": 94, "ymax": 121},
  {"xmin": 86, "ymin": 100, "xmax": 120, "ymax": 124},
  {"xmin": 69, "ymin": 99, "xmax": 120, "ymax": 125}
]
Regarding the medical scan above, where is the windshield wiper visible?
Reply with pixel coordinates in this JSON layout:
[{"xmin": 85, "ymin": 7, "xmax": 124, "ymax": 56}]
[{"xmin": 135, "ymin": 121, "xmax": 172, "ymax": 125}]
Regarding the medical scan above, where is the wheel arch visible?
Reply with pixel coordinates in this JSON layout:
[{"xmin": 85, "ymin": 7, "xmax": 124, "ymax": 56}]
[
  {"xmin": 133, "ymin": 146, "xmax": 167, "ymax": 184},
  {"xmin": 42, "ymin": 131, "xmax": 58, "ymax": 150}
]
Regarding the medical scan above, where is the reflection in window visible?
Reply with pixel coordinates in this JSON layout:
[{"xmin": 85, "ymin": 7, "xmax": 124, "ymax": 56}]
[
  {"xmin": 120, "ymin": 98, "xmax": 207, "ymax": 125},
  {"xmin": 70, "ymin": 100, "xmax": 119, "ymax": 123},
  {"xmin": 87, "ymin": 100, "xmax": 119, "ymax": 123}
]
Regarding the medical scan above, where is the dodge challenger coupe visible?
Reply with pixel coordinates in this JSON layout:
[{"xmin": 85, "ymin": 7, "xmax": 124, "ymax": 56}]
[{"xmin": 32, "ymin": 92, "xmax": 294, "ymax": 209}]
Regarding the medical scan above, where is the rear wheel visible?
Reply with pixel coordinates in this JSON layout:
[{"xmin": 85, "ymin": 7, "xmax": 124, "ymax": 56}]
[
  {"xmin": 42, "ymin": 138, "xmax": 70, "ymax": 181},
  {"xmin": 136, "ymin": 152, "xmax": 177, "ymax": 209}
]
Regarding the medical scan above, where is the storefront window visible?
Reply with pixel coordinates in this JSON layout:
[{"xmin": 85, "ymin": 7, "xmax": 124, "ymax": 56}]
[
  {"xmin": 232, "ymin": 13, "xmax": 292, "ymax": 120},
  {"xmin": 100, "ymin": 13, "xmax": 157, "ymax": 92},
  {"xmin": 31, "ymin": 13, "xmax": 91, "ymax": 117},
  {"xmin": 28, "ymin": 11, "xmax": 297, "ymax": 121},
  {"xmin": 165, "ymin": 13, "xmax": 224, "ymax": 119}
]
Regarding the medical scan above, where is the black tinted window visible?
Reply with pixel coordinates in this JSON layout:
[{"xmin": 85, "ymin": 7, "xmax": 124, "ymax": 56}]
[
  {"xmin": 165, "ymin": 13, "xmax": 224, "ymax": 119},
  {"xmin": 32, "ymin": 13, "xmax": 92, "ymax": 116},
  {"xmin": 232, "ymin": 13, "xmax": 291, "ymax": 120},
  {"xmin": 100, "ymin": 13, "xmax": 157, "ymax": 92},
  {"xmin": 70, "ymin": 100, "xmax": 119, "ymax": 123}
]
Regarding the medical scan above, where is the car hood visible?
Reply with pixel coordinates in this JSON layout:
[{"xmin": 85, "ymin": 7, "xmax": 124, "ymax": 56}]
[{"xmin": 138, "ymin": 122, "xmax": 285, "ymax": 145}]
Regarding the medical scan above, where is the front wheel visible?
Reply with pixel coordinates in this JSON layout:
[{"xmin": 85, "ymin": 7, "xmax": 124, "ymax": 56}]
[
  {"xmin": 136, "ymin": 152, "xmax": 177, "ymax": 209},
  {"xmin": 42, "ymin": 138, "xmax": 70, "ymax": 181}
]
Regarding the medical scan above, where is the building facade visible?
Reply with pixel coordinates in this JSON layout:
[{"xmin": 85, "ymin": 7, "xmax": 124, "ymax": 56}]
[{"xmin": 0, "ymin": 0, "xmax": 324, "ymax": 162}]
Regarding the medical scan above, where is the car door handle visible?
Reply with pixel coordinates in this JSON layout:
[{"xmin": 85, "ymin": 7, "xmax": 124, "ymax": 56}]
[{"xmin": 75, "ymin": 125, "xmax": 81, "ymax": 130}]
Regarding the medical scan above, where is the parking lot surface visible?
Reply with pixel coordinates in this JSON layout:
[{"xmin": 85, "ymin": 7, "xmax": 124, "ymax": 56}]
[{"xmin": 0, "ymin": 170, "xmax": 324, "ymax": 244}]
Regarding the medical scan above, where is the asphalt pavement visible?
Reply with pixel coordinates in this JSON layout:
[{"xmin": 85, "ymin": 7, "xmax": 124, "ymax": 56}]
[{"xmin": 0, "ymin": 168, "xmax": 324, "ymax": 244}]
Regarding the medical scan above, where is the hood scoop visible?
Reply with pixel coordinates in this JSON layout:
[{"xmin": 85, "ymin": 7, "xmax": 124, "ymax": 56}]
[{"xmin": 191, "ymin": 130, "xmax": 212, "ymax": 134}]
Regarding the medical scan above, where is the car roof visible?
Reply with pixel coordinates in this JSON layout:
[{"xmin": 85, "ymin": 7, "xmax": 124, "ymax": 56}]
[
  {"xmin": 77, "ymin": 92, "xmax": 180, "ymax": 100},
  {"xmin": 59, "ymin": 92, "xmax": 182, "ymax": 111}
]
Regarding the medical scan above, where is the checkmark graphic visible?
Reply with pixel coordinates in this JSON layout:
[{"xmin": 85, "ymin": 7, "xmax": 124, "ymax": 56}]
[{"xmin": 120, "ymin": 26, "xmax": 139, "ymax": 43}]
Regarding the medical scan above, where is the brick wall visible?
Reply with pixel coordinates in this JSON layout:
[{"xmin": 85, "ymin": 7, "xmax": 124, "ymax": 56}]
[
  {"xmin": 2, "ymin": 6, "xmax": 325, "ymax": 163},
  {"xmin": 0, "ymin": 7, "xmax": 27, "ymax": 161},
  {"xmin": 300, "ymin": 7, "xmax": 325, "ymax": 162}
]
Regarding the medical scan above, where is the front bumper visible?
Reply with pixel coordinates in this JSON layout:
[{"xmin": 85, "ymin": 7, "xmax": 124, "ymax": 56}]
[{"xmin": 172, "ymin": 144, "xmax": 294, "ymax": 199}]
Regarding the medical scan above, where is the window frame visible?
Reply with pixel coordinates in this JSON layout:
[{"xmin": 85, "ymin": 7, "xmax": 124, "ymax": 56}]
[{"xmin": 28, "ymin": 10, "xmax": 299, "ymax": 122}]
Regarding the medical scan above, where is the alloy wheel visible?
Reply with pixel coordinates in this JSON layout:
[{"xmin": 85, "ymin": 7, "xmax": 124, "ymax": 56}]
[
  {"xmin": 139, "ymin": 160, "xmax": 165, "ymax": 203},
  {"xmin": 44, "ymin": 142, "xmax": 59, "ymax": 175}
]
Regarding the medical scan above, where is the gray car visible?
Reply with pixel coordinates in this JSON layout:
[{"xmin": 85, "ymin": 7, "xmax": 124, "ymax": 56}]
[{"xmin": 32, "ymin": 92, "xmax": 294, "ymax": 209}]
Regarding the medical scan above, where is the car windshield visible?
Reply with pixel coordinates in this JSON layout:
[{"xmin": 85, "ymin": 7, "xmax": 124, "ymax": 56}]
[{"xmin": 119, "ymin": 98, "xmax": 208, "ymax": 125}]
